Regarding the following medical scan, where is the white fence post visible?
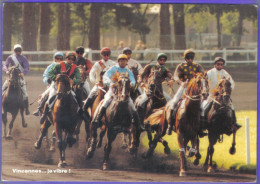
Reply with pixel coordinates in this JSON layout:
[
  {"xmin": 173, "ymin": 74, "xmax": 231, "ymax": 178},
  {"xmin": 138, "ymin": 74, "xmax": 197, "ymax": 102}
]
[{"xmin": 245, "ymin": 117, "xmax": 250, "ymax": 165}]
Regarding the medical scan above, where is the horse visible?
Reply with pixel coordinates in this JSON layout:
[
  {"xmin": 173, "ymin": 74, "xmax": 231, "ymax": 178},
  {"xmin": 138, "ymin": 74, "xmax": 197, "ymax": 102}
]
[
  {"xmin": 73, "ymin": 65, "xmax": 89, "ymax": 143},
  {"xmin": 2, "ymin": 65, "xmax": 27, "ymax": 139},
  {"xmin": 203, "ymin": 78, "xmax": 240, "ymax": 172},
  {"xmin": 142, "ymin": 73, "xmax": 208, "ymax": 163},
  {"xmin": 86, "ymin": 72, "xmax": 139, "ymax": 170},
  {"xmin": 53, "ymin": 74, "xmax": 80, "ymax": 167}
]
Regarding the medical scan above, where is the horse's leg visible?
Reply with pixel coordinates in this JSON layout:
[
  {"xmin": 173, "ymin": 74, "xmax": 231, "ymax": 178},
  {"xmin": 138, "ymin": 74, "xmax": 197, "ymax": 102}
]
[
  {"xmin": 34, "ymin": 120, "xmax": 51, "ymax": 149},
  {"xmin": 20, "ymin": 107, "xmax": 27, "ymax": 128},
  {"xmin": 86, "ymin": 122, "xmax": 99, "ymax": 159},
  {"xmin": 74, "ymin": 119, "xmax": 82, "ymax": 146},
  {"xmin": 121, "ymin": 132, "xmax": 128, "ymax": 149},
  {"xmin": 61, "ymin": 132, "xmax": 68, "ymax": 167},
  {"xmin": 193, "ymin": 135, "xmax": 202, "ymax": 166},
  {"xmin": 159, "ymin": 138, "xmax": 170, "ymax": 155},
  {"xmin": 187, "ymin": 137, "xmax": 196, "ymax": 158},
  {"xmin": 2, "ymin": 111, "xmax": 7, "ymax": 138},
  {"xmin": 143, "ymin": 132, "xmax": 160, "ymax": 159},
  {"xmin": 49, "ymin": 129, "xmax": 56, "ymax": 152},
  {"xmin": 177, "ymin": 132, "xmax": 187, "ymax": 176},
  {"xmin": 84, "ymin": 117, "xmax": 91, "ymax": 144},
  {"xmin": 7, "ymin": 111, "xmax": 19, "ymax": 139},
  {"xmin": 103, "ymin": 129, "xmax": 117, "ymax": 170},
  {"xmin": 208, "ymin": 135, "xmax": 218, "ymax": 173},
  {"xmin": 55, "ymin": 125, "xmax": 65, "ymax": 168},
  {"xmin": 203, "ymin": 146, "xmax": 210, "ymax": 171},
  {"xmin": 97, "ymin": 125, "xmax": 106, "ymax": 148},
  {"xmin": 229, "ymin": 131, "xmax": 237, "ymax": 155}
]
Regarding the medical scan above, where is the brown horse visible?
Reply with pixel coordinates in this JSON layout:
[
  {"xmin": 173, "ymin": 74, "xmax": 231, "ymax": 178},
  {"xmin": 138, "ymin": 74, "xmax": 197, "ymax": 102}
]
[
  {"xmin": 53, "ymin": 74, "xmax": 80, "ymax": 167},
  {"xmin": 86, "ymin": 72, "xmax": 139, "ymax": 170},
  {"xmin": 73, "ymin": 65, "xmax": 89, "ymax": 143},
  {"xmin": 143, "ymin": 73, "xmax": 208, "ymax": 162},
  {"xmin": 2, "ymin": 65, "xmax": 27, "ymax": 139},
  {"xmin": 203, "ymin": 78, "xmax": 240, "ymax": 172}
]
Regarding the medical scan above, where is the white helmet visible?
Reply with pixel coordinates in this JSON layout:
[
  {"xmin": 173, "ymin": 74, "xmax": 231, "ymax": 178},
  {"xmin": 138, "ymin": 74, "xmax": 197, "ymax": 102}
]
[{"xmin": 14, "ymin": 44, "xmax": 22, "ymax": 50}]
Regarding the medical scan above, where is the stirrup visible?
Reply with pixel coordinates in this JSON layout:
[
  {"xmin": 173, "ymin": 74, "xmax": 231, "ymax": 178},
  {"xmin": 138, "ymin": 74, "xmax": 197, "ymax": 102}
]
[{"xmin": 33, "ymin": 109, "xmax": 40, "ymax": 116}]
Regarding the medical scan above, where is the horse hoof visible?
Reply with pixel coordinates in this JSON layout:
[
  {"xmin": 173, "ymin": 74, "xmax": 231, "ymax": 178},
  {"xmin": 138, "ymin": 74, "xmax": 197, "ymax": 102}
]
[
  {"xmin": 121, "ymin": 144, "xmax": 128, "ymax": 150},
  {"xmin": 96, "ymin": 140, "xmax": 102, "ymax": 148},
  {"xmin": 164, "ymin": 147, "xmax": 171, "ymax": 155},
  {"xmin": 62, "ymin": 161, "xmax": 68, "ymax": 167},
  {"xmin": 6, "ymin": 135, "xmax": 13, "ymax": 140},
  {"xmin": 67, "ymin": 136, "xmax": 76, "ymax": 147},
  {"xmin": 103, "ymin": 162, "xmax": 110, "ymax": 170},
  {"xmin": 22, "ymin": 123, "xmax": 27, "ymax": 128},
  {"xmin": 34, "ymin": 141, "xmax": 41, "ymax": 149},
  {"xmin": 49, "ymin": 146, "xmax": 55, "ymax": 152},
  {"xmin": 86, "ymin": 149, "xmax": 94, "ymax": 159},
  {"xmin": 141, "ymin": 153, "xmax": 148, "ymax": 159},
  {"xmin": 229, "ymin": 146, "xmax": 236, "ymax": 155},
  {"xmin": 193, "ymin": 158, "xmax": 199, "ymax": 166},
  {"xmin": 58, "ymin": 161, "xmax": 66, "ymax": 168},
  {"xmin": 128, "ymin": 146, "xmax": 136, "ymax": 155},
  {"xmin": 207, "ymin": 166, "xmax": 214, "ymax": 173},
  {"xmin": 179, "ymin": 170, "xmax": 187, "ymax": 177}
]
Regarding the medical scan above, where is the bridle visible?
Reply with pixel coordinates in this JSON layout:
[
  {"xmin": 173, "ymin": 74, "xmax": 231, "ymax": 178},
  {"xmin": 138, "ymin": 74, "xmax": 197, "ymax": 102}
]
[{"xmin": 56, "ymin": 74, "xmax": 71, "ymax": 98}]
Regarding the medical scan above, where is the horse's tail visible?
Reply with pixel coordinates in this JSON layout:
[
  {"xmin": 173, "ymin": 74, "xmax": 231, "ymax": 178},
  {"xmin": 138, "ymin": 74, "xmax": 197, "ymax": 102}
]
[{"xmin": 145, "ymin": 107, "xmax": 164, "ymax": 126}]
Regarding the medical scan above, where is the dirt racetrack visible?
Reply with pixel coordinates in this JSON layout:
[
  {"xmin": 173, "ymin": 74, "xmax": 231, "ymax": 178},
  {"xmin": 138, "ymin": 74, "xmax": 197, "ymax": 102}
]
[{"xmin": 1, "ymin": 64, "xmax": 257, "ymax": 182}]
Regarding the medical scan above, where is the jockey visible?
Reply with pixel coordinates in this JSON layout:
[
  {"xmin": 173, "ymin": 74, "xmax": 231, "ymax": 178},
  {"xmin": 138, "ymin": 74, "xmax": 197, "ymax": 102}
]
[
  {"xmin": 82, "ymin": 47, "xmax": 116, "ymax": 111},
  {"xmin": 32, "ymin": 52, "xmax": 64, "ymax": 116},
  {"xmin": 2, "ymin": 44, "xmax": 30, "ymax": 115},
  {"xmin": 75, "ymin": 46, "xmax": 93, "ymax": 95},
  {"xmin": 137, "ymin": 53, "xmax": 174, "ymax": 109},
  {"xmin": 92, "ymin": 54, "xmax": 144, "ymax": 130},
  {"xmin": 201, "ymin": 57, "xmax": 241, "ymax": 129},
  {"xmin": 123, "ymin": 47, "xmax": 143, "ymax": 94},
  {"xmin": 166, "ymin": 49, "xmax": 206, "ymax": 137},
  {"xmin": 39, "ymin": 51, "xmax": 81, "ymax": 124}
]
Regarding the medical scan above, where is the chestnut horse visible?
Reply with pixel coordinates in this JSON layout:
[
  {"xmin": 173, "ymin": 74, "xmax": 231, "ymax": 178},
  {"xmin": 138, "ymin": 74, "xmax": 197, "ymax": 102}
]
[
  {"xmin": 2, "ymin": 65, "xmax": 27, "ymax": 139},
  {"xmin": 143, "ymin": 73, "xmax": 208, "ymax": 176},
  {"xmin": 53, "ymin": 74, "xmax": 80, "ymax": 167},
  {"xmin": 86, "ymin": 72, "xmax": 138, "ymax": 170},
  {"xmin": 203, "ymin": 78, "xmax": 240, "ymax": 172}
]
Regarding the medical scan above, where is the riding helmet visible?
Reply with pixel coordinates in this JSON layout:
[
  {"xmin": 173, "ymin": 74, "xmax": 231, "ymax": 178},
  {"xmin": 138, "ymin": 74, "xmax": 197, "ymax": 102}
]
[
  {"xmin": 183, "ymin": 49, "xmax": 195, "ymax": 58},
  {"xmin": 54, "ymin": 52, "xmax": 64, "ymax": 59},
  {"xmin": 14, "ymin": 44, "xmax": 22, "ymax": 50},
  {"xmin": 100, "ymin": 47, "xmax": 111, "ymax": 56},
  {"xmin": 66, "ymin": 51, "xmax": 76, "ymax": 58},
  {"xmin": 122, "ymin": 47, "xmax": 132, "ymax": 54},
  {"xmin": 76, "ymin": 46, "xmax": 84, "ymax": 54},
  {"xmin": 157, "ymin": 53, "xmax": 167, "ymax": 61},
  {"xmin": 117, "ymin": 54, "xmax": 128, "ymax": 61},
  {"xmin": 214, "ymin": 57, "xmax": 225, "ymax": 65}
]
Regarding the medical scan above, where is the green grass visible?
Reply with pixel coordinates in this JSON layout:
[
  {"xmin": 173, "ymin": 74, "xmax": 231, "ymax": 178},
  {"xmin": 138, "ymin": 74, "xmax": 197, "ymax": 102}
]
[{"xmin": 142, "ymin": 110, "xmax": 257, "ymax": 170}]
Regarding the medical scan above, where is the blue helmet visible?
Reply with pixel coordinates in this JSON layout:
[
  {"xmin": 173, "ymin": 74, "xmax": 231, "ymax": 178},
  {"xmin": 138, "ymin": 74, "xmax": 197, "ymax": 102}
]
[{"xmin": 54, "ymin": 52, "xmax": 64, "ymax": 59}]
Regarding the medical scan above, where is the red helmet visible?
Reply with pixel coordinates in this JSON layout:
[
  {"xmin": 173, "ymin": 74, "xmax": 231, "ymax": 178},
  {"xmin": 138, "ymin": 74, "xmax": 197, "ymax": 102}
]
[
  {"xmin": 100, "ymin": 47, "xmax": 111, "ymax": 56},
  {"xmin": 66, "ymin": 51, "xmax": 76, "ymax": 58}
]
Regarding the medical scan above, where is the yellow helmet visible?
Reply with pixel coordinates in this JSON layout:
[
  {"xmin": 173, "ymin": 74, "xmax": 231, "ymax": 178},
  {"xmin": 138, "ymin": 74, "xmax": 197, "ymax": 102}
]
[
  {"xmin": 117, "ymin": 54, "xmax": 128, "ymax": 61},
  {"xmin": 183, "ymin": 49, "xmax": 195, "ymax": 58}
]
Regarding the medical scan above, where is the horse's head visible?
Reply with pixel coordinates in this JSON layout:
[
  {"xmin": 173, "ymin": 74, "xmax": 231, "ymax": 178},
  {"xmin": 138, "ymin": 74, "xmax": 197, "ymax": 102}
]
[
  {"xmin": 186, "ymin": 72, "xmax": 208, "ymax": 100},
  {"xmin": 128, "ymin": 64, "xmax": 139, "ymax": 81},
  {"xmin": 78, "ymin": 65, "xmax": 87, "ymax": 86},
  {"xmin": 217, "ymin": 78, "xmax": 232, "ymax": 105},
  {"xmin": 112, "ymin": 72, "xmax": 131, "ymax": 102},
  {"xmin": 8, "ymin": 65, "xmax": 21, "ymax": 86},
  {"xmin": 56, "ymin": 74, "xmax": 71, "ymax": 98},
  {"xmin": 146, "ymin": 69, "xmax": 163, "ymax": 98}
]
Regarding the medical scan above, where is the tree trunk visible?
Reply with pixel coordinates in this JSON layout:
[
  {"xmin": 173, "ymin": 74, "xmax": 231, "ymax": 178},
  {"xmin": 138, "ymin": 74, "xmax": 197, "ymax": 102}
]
[
  {"xmin": 3, "ymin": 3, "xmax": 13, "ymax": 51},
  {"xmin": 236, "ymin": 12, "xmax": 243, "ymax": 47},
  {"xmin": 88, "ymin": 4, "xmax": 101, "ymax": 60},
  {"xmin": 38, "ymin": 3, "xmax": 51, "ymax": 51},
  {"xmin": 57, "ymin": 3, "xmax": 71, "ymax": 50},
  {"xmin": 159, "ymin": 4, "xmax": 171, "ymax": 49},
  {"xmin": 216, "ymin": 11, "xmax": 222, "ymax": 48},
  {"xmin": 172, "ymin": 4, "xmax": 186, "ymax": 50},
  {"xmin": 22, "ymin": 3, "xmax": 37, "ymax": 60}
]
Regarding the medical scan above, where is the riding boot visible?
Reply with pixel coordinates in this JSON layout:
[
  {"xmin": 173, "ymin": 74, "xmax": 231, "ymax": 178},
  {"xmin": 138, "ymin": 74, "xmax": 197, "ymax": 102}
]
[
  {"xmin": 232, "ymin": 110, "xmax": 242, "ymax": 130},
  {"xmin": 40, "ymin": 104, "xmax": 50, "ymax": 125},
  {"xmin": 24, "ymin": 97, "xmax": 30, "ymax": 115},
  {"xmin": 198, "ymin": 116, "xmax": 208, "ymax": 138},
  {"xmin": 94, "ymin": 106, "xmax": 107, "ymax": 124},
  {"xmin": 132, "ymin": 111, "xmax": 145, "ymax": 131},
  {"xmin": 33, "ymin": 96, "xmax": 48, "ymax": 116},
  {"xmin": 166, "ymin": 109, "xmax": 175, "ymax": 135},
  {"xmin": 83, "ymin": 96, "xmax": 94, "ymax": 111}
]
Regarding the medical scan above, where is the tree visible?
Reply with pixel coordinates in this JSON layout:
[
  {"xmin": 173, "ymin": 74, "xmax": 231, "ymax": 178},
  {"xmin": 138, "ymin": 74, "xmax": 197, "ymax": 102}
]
[
  {"xmin": 57, "ymin": 3, "xmax": 70, "ymax": 50},
  {"xmin": 22, "ymin": 3, "xmax": 37, "ymax": 60},
  {"xmin": 38, "ymin": 3, "xmax": 51, "ymax": 51},
  {"xmin": 159, "ymin": 4, "xmax": 171, "ymax": 49},
  {"xmin": 172, "ymin": 4, "xmax": 186, "ymax": 49},
  {"xmin": 3, "ymin": 3, "xmax": 13, "ymax": 52},
  {"xmin": 88, "ymin": 3, "xmax": 101, "ymax": 59}
]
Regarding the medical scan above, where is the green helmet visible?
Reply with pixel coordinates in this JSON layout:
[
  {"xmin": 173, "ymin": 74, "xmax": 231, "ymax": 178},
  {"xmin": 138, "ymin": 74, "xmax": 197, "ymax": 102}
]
[{"xmin": 157, "ymin": 53, "xmax": 167, "ymax": 61}]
